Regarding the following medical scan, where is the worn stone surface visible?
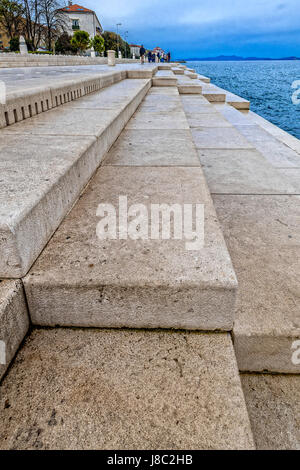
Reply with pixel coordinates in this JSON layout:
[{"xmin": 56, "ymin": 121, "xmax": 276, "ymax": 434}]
[
  {"xmin": 235, "ymin": 125, "xmax": 300, "ymax": 168},
  {"xmin": 241, "ymin": 374, "xmax": 300, "ymax": 450},
  {"xmin": 126, "ymin": 110, "xmax": 189, "ymax": 130},
  {"xmin": 213, "ymin": 104, "xmax": 255, "ymax": 125},
  {"xmin": 0, "ymin": 134, "xmax": 96, "ymax": 278},
  {"xmin": 244, "ymin": 111, "xmax": 300, "ymax": 156},
  {"xmin": 24, "ymin": 166, "xmax": 237, "ymax": 330},
  {"xmin": 104, "ymin": 129, "xmax": 201, "ymax": 166},
  {"xmin": 186, "ymin": 113, "xmax": 232, "ymax": 128},
  {"xmin": 198, "ymin": 149, "xmax": 297, "ymax": 194},
  {"xmin": 146, "ymin": 87, "xmax": 179, "ymax": 95},
  {"xmin": 0, "ymin": 79, "xmax": 150, "ymax": 278},
  {"xmin": 0, "ymin": 328, "xmax": 254, "ymax": 450},
  {"xmin": 191, "ymin": 127, "xmax": 254, "ymax": 149},
  {"xmin": 277, "ymin": 169, "xmax": 300, "ymax": 193},
  {"xmin": 213, "ymin": 195, "xmax": 300, "ymax": 373},
  {"xmin": 0, "ymin": 280, "xmax": 29, "ymax": 381}
]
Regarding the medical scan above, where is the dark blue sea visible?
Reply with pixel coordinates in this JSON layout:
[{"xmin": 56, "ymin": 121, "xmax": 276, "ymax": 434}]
[{"xmin": 188, "ymin": 60, "xmax": 300, "ymax": 139}]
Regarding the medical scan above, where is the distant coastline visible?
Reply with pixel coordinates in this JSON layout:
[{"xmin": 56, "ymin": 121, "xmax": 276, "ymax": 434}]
[{"xmin": 183, "ymin": 55, "xmax": 300, "ymax": 61}]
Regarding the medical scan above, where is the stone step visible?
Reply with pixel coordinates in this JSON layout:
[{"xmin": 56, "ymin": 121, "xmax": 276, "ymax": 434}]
[
  {"xmin": 215, "ymin": 194, "xmax": 300, "ymax": 374},
  {"xmin": 152, "ymin": 70, "xmax": 177, "ymax": 87},
  {"xmin": 241, "ymin": 373, "xmax": 300, "ymax": 449},
  {"xmin": 197, "ymin": 74, "xmax": 211, "ymax": 83},
  {"xmin": 213, "ymin": 87, "xmax": 250, "ymax": 110},
  {"xmin": 199, "ymin": 83, "xmax": 227, "ymax": 102},
  {"xmin": 172, "ymin": 67, "xmax": 185, "ymax": 75},
  {"xmin": 0, "ymin": 78, "xmax": 151, "ymax": 278},
  {"xmin": 176, "ymin": 77, "xmax": 203, "ymax": 94},
  {"xmin": 0, "ymin": 280, "xmax": 29, "ymax": 381},
  {"xmin": 0, "ymin": 55, "xmax": 140, "ymax": 68},
  {"xmin": 1, "ymin": 71, "xmax": 126, "ymax": 128},
  {"xmin": 241, "ymin": 110, "xmax": 300, "ymax": 155},
  {"xmin": 158, "ymin": 64, "xmax": 172, "ymax": 70},
  {"xmin": 185, "ymin": 72, "xmax": 198, "ymax": 79},
  {"xmin": 188, "ymin": 102, "xmax": 298, "ymax": 195},
  {"xmin": 24, "ymin": 87, "xmax": 237, "ymax": 331},
  {"xmin": 179, "ymin": 94, "xmax": 300, "ymax": 373},
  {"xmin": 0, "ymin": 328, "xmax": 255, "ymax": 450},
  {"xmin": 1, "ymin": 66, "xmax": 159, "ymax": 129}
]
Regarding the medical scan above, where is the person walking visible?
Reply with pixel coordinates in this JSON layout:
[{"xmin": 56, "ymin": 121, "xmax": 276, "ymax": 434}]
[
  {"xmin": 167, "ymin": 51, "xmax": 171, "ymax": 62},
  {"xmin": 147, "ymin": 50, "xmax": 152, "ymax": 63},
  {"xmin": 139, "ymin": 45, "xmax": 146, "ymax": 64}
]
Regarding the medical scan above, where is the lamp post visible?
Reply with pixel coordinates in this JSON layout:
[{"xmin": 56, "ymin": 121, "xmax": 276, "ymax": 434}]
[{"xmin": 116, "ymin": 23, "xmax": 122, "ymax": 56}]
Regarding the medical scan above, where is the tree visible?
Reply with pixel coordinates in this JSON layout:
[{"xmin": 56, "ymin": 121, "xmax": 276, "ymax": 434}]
[
  {"xmin": 9, "ymin": 35, "xmax": 19, "ymax": 50},
  {"xmin": 71, "ymin": 29, "xmax": 89, "ymax": 54},
  {"xmin": 22, "ymin": 0, "xmax": 43, "ymax": 50},
  {"xmin": 39, "ymin": 0, "xmax": 67, "ymax": 51},
  {"xmin": 0, "ymin": 0, "xmax": 24, "ymax": 40},
  {"xmin": 102, "ymin": 31, "xmax": 130, "ymax": 58},
  {"xmin": 90, "ymin": 35, "xmax": 104, "ymax": 55},
  {"xmin": 55, "ymin": 32, "xmax": 77, "ymax": 54}
]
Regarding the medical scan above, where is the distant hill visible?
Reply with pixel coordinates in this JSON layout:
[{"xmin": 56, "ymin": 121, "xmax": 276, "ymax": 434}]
[{"xmin": 184, "ymin": 55, "xmax": 300, "ymax": 61}]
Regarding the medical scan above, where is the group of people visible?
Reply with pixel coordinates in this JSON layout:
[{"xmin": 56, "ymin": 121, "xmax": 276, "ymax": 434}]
[{"xmin": 139, "ymin": 45, "xmax": 171, "ymax": 64}]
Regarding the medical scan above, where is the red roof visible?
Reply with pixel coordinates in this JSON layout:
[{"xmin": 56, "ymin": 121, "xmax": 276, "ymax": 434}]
[
  {"xmin": 130, "ymin": 44, "xmax": 141, "ymax": 48},
  {"xmin": 60, "ymin": 4, "xmax": 94, "ymax": 13}
]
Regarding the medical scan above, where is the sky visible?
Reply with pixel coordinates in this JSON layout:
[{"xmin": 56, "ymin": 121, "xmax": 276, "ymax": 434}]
[{"xmin": 82, "ymin": 0, "xmax": 300, "ymax": 58}]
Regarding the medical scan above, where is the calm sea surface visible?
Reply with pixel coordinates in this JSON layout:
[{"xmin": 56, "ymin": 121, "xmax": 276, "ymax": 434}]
[{"xmin": 188, "ymin": 60, "xmax": 300, "ymax": 139}]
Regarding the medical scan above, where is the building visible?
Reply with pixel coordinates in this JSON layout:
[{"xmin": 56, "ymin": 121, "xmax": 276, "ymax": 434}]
[
  {"xmin": 129, "ymin": 44, "xmax": 141, "ymax": 58},
  {"xmin": 59, "ymin": 2, "xmax": 103, "ymax": 39}
]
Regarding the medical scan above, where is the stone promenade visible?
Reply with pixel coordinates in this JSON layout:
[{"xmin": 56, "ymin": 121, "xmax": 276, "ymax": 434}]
[{"xmin": 0, "ymin": 61, "xmax": 299, "ymax": 450}]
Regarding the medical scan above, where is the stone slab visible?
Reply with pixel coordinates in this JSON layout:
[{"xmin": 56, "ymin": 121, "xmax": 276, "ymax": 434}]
[
  {"xmin": 148, "ymin": 87, "xmax": 179, "ymax": 95},
  {"xmin": 277, "ymin": 169, "xmax": 300, "ymax": 192},
  {"xmin": 104, "ymin": 129, "xmax": 201, "ymax": 166},
  {"xmin": 198, "ymin": 75, "xmax": 211, "ymax": 83},
  {"xmin": 172, "ymin": 68, "xmax": 185, "ymax": 75},
  {"xmin": 0, "ymin": 79, "xmax": 151, "ymax": 278},
  {"xmin": 191, "ymin": 127, "xmax": 254, "ymax": 149},
  {"xmin": 152, "ymin": 77, "xmax": 177, "ymax": 87},
  {"xmin": 245, "ymin": 111, "xmax": 300, "ymax": 155},
  {"xmin": 126, "ymin": 110, "xmax": 189, "ymax": 130},
  {"xmin": 2, "ymin": 107, "xmax": 118, "ymax": 137},
  {"xmin": 0, "ymin": 328, "xmax": 255, "ymax": 450},
  {"xmin": 181, "ymin": 96, "xmax": 218, "ymax": 115},
  {"xmin": 186, "ymin": 113, "xmax": 232, "ymax": 128},
  {"xmin": 0, "ymin": 134, "xmax": 96, "ymax": 278},
  {"xmin": 24, "ymin": 166, "xmax": 237, "ymax": 331},
  {"xmin": 241, "ymin": 374, "xmax": 300, "ymax": 450},
  {"xmin": 178, "ymin": 83, "xmax": 203, "ymax": 94},
  {"xmin": 197, "ymin": 149, "xmax": 297, "ymax": 194},
  {"xmin": 235, "ymin": 125, "xmax": 300, "ymax": 168},
  {"xmin": 213, "ymin": 104, "xmax": 255, "ymax": 125},
  {"xmin": 202, "ymin": 91, "xmax": 226, "ymax": 102},
  {"xmin": 213, "ymin": 195, "xmax": 300, "ymax": 373},
  {"xmin": 0, "ymin": 280, "xmax": 29, "ymax": 381}
]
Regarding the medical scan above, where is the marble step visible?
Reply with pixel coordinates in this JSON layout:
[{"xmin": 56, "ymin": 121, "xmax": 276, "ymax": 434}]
[
  {"xmin": 0, "ymin": 78, "xmax": 151, "ymax": 278},
  {"xmin": 152, "ymin": 70, "xmax": 177, "ymax": 87},
  {"xmin": 241, "ymin": 373, "xmax": 300, "ymax": 449},
  {"xmin": 0, "ymin": 280, "xmax": 29, "ymax": 382},
  {"xmin": 0, "ymin": 70, "xmax": 127, "ymax": 129},
  {"xmin": 0, "ymin": 328, "xmax": 255, "ymax": 450},
  {"xmin": 23, "ymin": 87, "xmax": 237, "ymax": 331}
]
